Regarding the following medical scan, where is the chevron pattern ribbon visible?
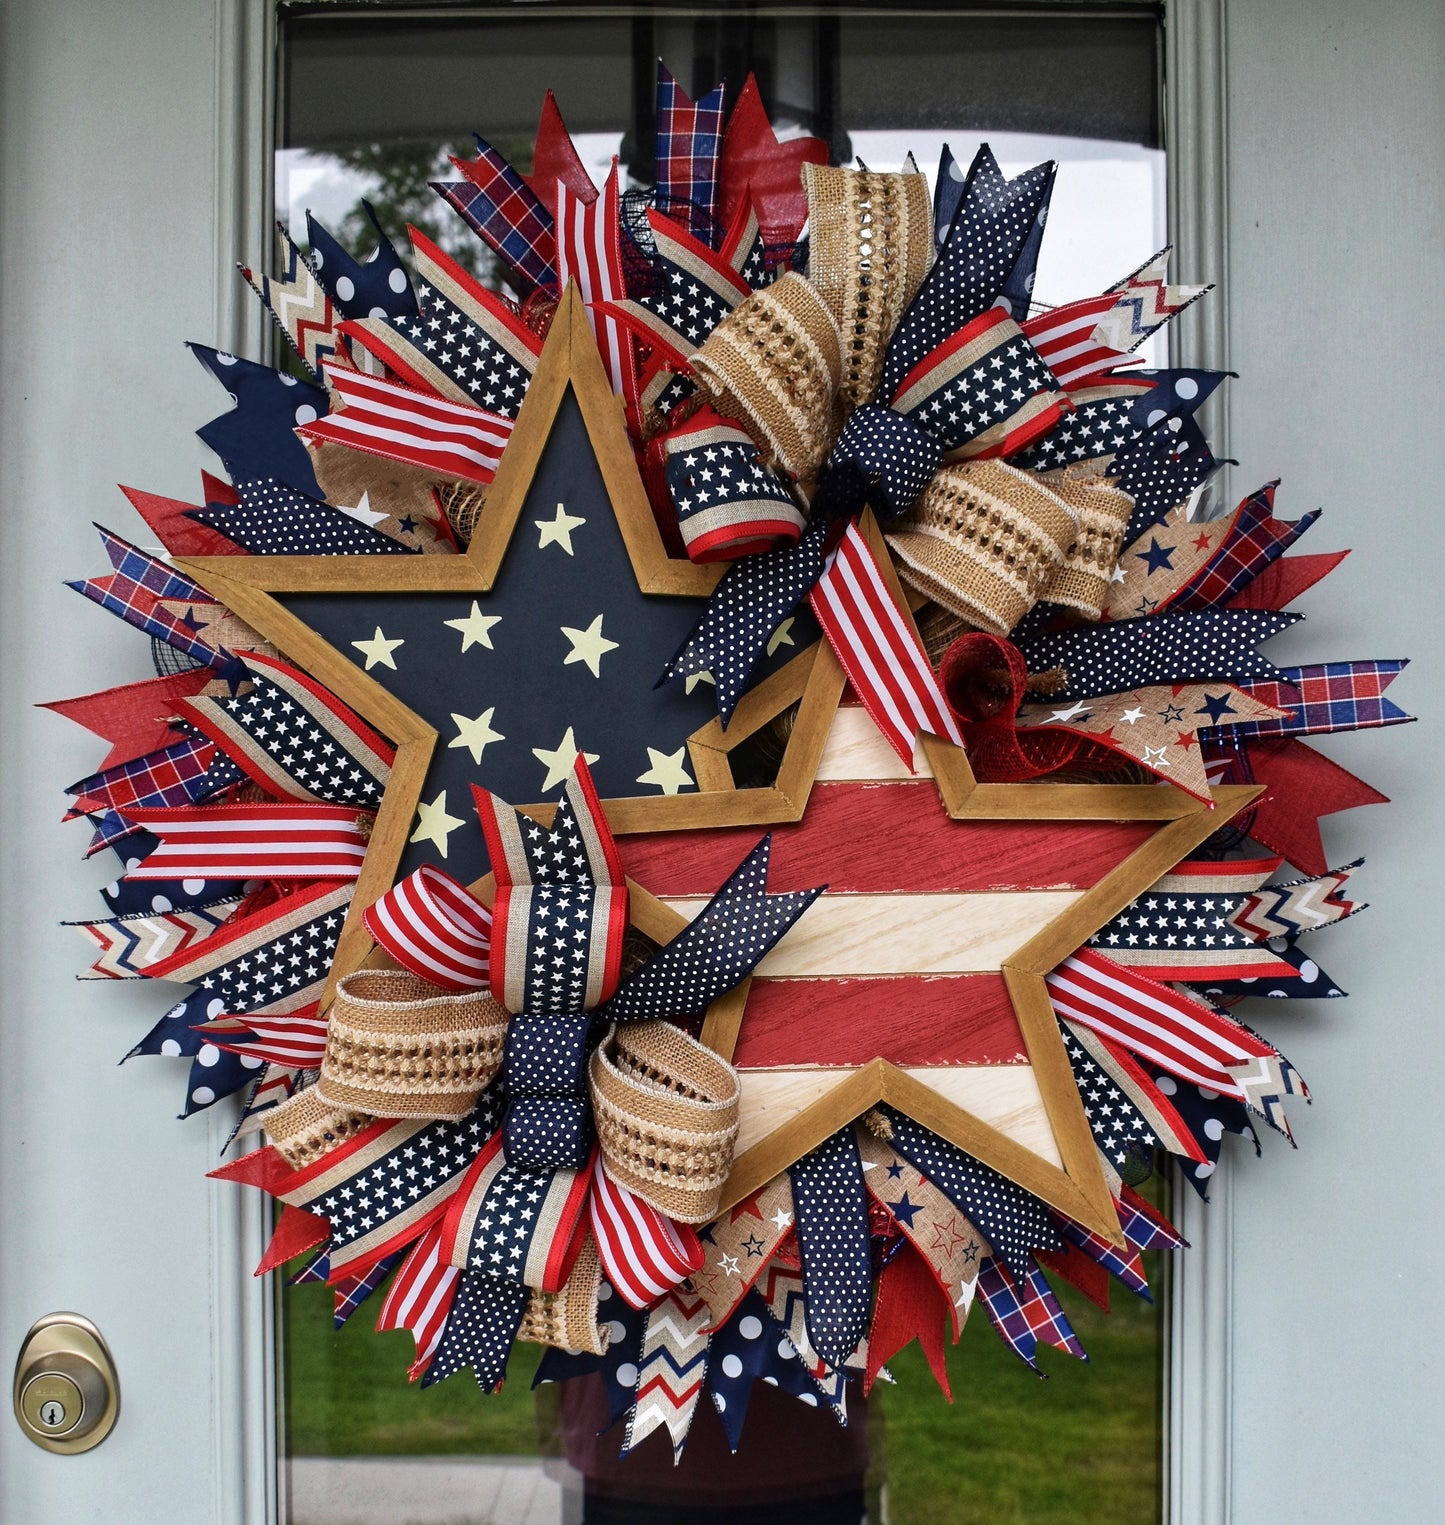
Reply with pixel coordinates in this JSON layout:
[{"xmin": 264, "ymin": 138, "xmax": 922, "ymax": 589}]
[
  {"xmin": 1228, "ymin": 860, "xmax": 1364, "ymax": 941},
  {"xmin": 71, "ymin": 899, "xmax": 240, "ymax": 978},
  {"xmin": 623, "ymin": 1286, "xmax": 712, "ymax": 1461}
]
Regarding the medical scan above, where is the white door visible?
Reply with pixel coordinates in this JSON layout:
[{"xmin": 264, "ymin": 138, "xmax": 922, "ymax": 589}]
[{"xmin": 2, "ymin": 2, "xmax": 1440, "ymax": 1522}]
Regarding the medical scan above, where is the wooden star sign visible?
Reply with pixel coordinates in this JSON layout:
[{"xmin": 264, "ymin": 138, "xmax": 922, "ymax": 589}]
[
  {"xmin": 620, "ymin": 520, "xmax": 1258, "ymax": 1241},
  {"xmin": 173, "ymin": 285, "xmax": 841, "ymax": 985}
]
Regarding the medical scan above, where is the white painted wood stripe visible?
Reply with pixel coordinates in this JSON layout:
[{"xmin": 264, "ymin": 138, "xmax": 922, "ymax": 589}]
[
  {"xmin": 815, "ymin": 704, "xmax": 934, "ymax": 781},
  {"xmin": 734, "ymin": 1066, "xmax": 1061, "ymax": 1167},
  {"xmin": 661, "ymin": 890, "xmax": 1082, "ymax": 976}
]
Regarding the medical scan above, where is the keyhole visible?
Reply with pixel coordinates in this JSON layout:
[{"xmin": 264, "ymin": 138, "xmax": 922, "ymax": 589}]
[{"xmin": 40, "ymin": 1400, "xmax": 66, "ymax": 1427}]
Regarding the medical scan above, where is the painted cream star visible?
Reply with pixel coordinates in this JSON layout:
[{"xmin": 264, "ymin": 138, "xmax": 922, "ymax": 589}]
[
  {"xmin": 450, "ymin": 707, "xmax": 505, "ymax": 765},
  {"xmin": 335, "ymin": 491, "xmax": 388, "ymax": 529},
  {"xmin": 560, "ymin": 613, "xmax": 619, "ymax": 678},
  {"xmin": 767, "ymin": 616, "xmax": 797, "ymax": 657},
  {"xmin": 351, "ymin": 625, "xmax": 405, "ymax": 670},
  {"xmin": 636, "ymin": 746, "xmax": 693, "ymax": 796},
  {"xmin": 444, "ymin": 601, "xmax": 502, "ymax": 652},
  {"xmin": 410, "ymin": 790, "xmax": 465, "ymax": 856},
  {"xmin": 684, "ymin": 670, "xmax": 717, "ymax": 695},
  {"xmin": 535, "ymin": 500, "xmax": 586, "ymax": 555},
  {"xmin": 532, "ymin": 726, "xmax": 600, "ymax": 792}
]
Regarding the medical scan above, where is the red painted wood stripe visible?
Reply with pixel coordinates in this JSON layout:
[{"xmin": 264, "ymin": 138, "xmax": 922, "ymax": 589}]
[
  {"xmin": 732, "ymin": 974, "xmax": 1026, "ymax": 1069},
  {"xmin": 619, "ymin": 781, "xmax": 1157, "ymax": 896}
]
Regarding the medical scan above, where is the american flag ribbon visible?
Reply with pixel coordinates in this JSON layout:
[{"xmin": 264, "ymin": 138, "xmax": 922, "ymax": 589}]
[
  {"xmin": 810, "ymin": 521, "xmax": 964, "ymax": 770},
  {"xmin": 376, "ymin": 1219, "xmax": 460, "ymax": 1381},
  {"xmin": 436, "ymin": 134, "xmax": 558, "ymax": 295},
  {"xmin": 655, "ymin": 62, "xmax": 726, "ymax": 245},
  {"xmin": 363, "ymin": 864, "xmax": 491, "ymax": 992},
  {"xmin": 339, "ymin": 227, "xmax": 542, "ymax": 412},
  {"xmin": 600, "ymin": 206, "xmax": 752, "ymax": 367},
  {"xmin": 588, "ymin": 1156, "xmax": 704, "ymax": 1310},
  {"xmin": 1047, "ymin": 948, "xmax": 1279, "ymax": 1101},
  {"xmin": 300, "ymin": 364, "xmax": 514, "ymax": 487},
  {"xmin": 179, "ymin": 651, "xmax": 394, "ymax": 808},
  {"xmin": 555, "ymin": 164, "xmax": 633, "ymax": 400},
  {"xmin": 1022, "ymin": 292, "xmax": 1134, "ymax": 388},
  {"xmin": 121, "ymin": 802, "xmax": 373, "ymax": 882},
  {"xmin": 208, "ymin": 1004, "xmax": 330, "ymax": 1069}
]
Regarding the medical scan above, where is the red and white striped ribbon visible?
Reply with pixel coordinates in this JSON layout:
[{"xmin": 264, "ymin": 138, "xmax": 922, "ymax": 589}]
[
  {"xmin": 123, "ymin": 803, "xmax": 372, "ymax": 881},
  {"xmin": 376, "ymin": 1219, "xmax": 460, "ymax": 1381},
  {"xmin": 363, "ymin": 865, "xmax": 492, "ymax": 991},
  {"xmin": 217, "ymin": 1006, "xmax": 330, "ymax": 1068},
  {"xmin": 302, "ymin": 364, "xmax": 514, "ymax": 486},
  {"xmin": 588, "ymin": 1156, "xmax": 704, "ymax": 1310},
  {"xmin": 1047, "ymin": 947, "xmax": 1275, "ymax": 1099},
  {"xmin": 810, "ymin": 522, "xmax": 964, "ymax": 770},
  {"xmin": 555, "ymin": 164, "xmax": 633, "ymax": 399},
  {"xmin": 1022, "ymin": 293, "xmax": 1134, "ymax": 389}
]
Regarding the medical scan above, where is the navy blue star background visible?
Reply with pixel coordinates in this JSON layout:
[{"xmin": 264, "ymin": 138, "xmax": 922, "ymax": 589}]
[{"xmin": 282, "ymin": 390, "xmax": 809, "ymax": 883}]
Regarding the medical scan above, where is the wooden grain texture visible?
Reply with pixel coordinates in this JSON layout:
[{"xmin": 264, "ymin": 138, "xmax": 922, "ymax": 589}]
[
  {"xmin": 619, "ymin": 783, "xmax": 1159, "ymax": 894},
  {"xmin": 662, "ymin": 890, "xmax": 1083, "ymax": 976},
  {"xmin": 731, "ymin": 974, "xmax": 1025, "ymax": 1068},
  {"xmin": 732, "ymin": 1065, "xmax": 1057, "ymax": 1163}
]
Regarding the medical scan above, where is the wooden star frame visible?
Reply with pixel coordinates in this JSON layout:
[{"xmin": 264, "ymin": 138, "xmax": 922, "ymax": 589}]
[{"xmin": 177, "ymin": 283, "xmax": 1256, "ymax": 1245}]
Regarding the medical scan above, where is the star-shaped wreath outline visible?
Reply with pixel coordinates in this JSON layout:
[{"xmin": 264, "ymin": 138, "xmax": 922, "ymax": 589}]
[
  {"xmin": 172, "ymin": 285, "xmax": 845, "ymax": 993},
  {"xmin": 684, "ymin": 516, "xmax": 1259, "ymax": 1243},
  {"xmin": 177, "ymin": 286, "xmax": 1257, "ymax": 1245}
]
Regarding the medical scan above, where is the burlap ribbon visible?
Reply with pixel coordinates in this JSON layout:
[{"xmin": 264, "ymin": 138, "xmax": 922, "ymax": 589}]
[
  {"xmin": 315, "ymin": 968, "xmax": 510, "ymax": 1120},
  {"xmin": 588, "ymin": 1020, "xmax": 741, "ymax": 1224}
]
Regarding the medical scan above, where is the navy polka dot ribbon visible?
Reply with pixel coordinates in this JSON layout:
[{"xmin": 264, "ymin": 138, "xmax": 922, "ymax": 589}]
[
  {"xmin": 789, "ymin": 1125, "xmax": 873, "ymax": 1370},
  {"xmin": 662, "ymin": 146, "xmax": 1064, "ymax": 728}
]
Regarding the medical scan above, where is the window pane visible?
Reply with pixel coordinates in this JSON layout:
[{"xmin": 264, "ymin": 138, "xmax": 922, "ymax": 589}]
[{"xmin": 276, "ymin": 8, "xmax": 1167, "ymax": 1524}]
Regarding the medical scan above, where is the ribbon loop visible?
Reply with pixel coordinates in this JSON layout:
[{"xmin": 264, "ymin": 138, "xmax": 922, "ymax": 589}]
[
  {"xmin": 316, "ymin": 969, "xmax": 509, "ymax": 1121},
  {"xmin": 589, "ymin": 1020, "xmax": 740, "ymax": 1223},
  {"xmin": 825, "ymin": 403, "xmax": 943, "ymax": 521},
  {"xmin": 690, "ymin": 270, "xmax": 843, "ymax": 481},
  {"xmin": 887, "ymin": 460, "xmax": 1080, "ymax": 635},
  {"xmin": 802, "ymin": 163, "xmax": 934, "ymax": 415}
]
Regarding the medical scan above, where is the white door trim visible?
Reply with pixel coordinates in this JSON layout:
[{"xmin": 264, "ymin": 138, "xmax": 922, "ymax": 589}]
[
  {"xmin": 210, "ymin": 4, "xmax": 279, "ymax": 1522},
  {"xmin": 206, "ymin": 5, "xmax": 1234, "ymax": 1521},
  {"xmin": 1164, "ymin": 3, "xmax": 1233, "ymax": 1523}
]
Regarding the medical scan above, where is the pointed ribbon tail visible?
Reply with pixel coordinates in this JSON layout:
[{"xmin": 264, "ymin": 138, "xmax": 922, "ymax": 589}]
[{"xmin": 789, "ymin": 1126, "xmax": 872, "ymax": 1370}]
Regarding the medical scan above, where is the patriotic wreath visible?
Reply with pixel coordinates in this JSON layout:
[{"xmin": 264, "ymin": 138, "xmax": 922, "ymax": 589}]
[{"xmin": 54, "ymin": 68, "xmax": 1412, "ymax": 1459}]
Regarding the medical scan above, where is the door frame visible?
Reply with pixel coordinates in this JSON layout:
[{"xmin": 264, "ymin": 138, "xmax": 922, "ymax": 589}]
[{"xmin": 210, "ymin": 4, "xmax": 1232, "ymax": 1520}]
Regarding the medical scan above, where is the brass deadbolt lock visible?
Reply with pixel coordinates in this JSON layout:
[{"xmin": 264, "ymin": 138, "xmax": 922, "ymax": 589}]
[{"xmin": 13, "ymin": 1313, "xmax": 120, "ymax": 1454}]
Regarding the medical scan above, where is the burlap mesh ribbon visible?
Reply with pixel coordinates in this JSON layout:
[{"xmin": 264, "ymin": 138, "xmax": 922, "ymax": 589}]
[
  {"xmin": 316, "ymin": 969, "xmax": 510, "ymax": 1120},
  {"xmin": 689, "ymin": 271, "xmax": 843, "ymax": 481},
  {"xmin": 1042, "ymin": 473, "xmax": 1135, "ymax": 620},
  {"xmin": 263, "ymin": 1084, "xmax": 373, "ymax": 1170},
  {"xmin": 886, "ymin": 460, "xmax": 1081, "ymax": 635},
  {"xmin": 589, "ymin": 1020, "xmax": 741, "ymax": 1224},
  {"xmin": 802, "ymin": 163, "xmax": 934, "ymax": 416},
  {"xmin": 518, "ymin": 1233, "xmax": 609, "ymax": 1353}
]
